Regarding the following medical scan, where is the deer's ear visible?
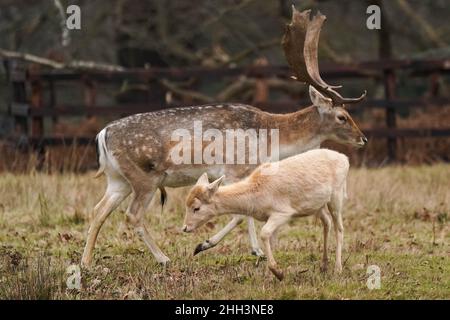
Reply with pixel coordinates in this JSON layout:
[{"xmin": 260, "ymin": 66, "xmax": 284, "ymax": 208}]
[
  {"xmin": 309, "ymin": 86, "xmax": 333, "ymax": 110},
  {"xmin": 207, "ymin": 175, "xmax": 225, "ymax": 195},
  {"xmin": 196, "ymin": 172, "xmax": 209, "ymax": 186}
]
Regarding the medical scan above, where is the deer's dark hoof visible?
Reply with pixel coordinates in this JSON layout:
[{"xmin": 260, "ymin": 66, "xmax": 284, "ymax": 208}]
[
  {"xmin": 193, "ymin": 243, "xmax": 204, "ymax": 256},
  {"xmin": 193, "ymin": 240, "xmax": 214, "ymax": 256},
  {"xmin": 158, "ymin": 258, "xmax": 171, "ymax": 268},
  {"xmin": 251, "ymin": 248, "xmax": 266, "ymax": 258}
]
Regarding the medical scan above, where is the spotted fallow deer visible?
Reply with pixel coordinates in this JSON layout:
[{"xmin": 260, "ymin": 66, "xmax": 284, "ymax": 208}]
[{"xmin": 81, "ymin": 6, "xmax": 367, "ymax": 267}]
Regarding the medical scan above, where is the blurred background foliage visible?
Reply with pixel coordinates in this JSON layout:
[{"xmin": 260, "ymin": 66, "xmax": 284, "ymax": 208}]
[
  {"xmin": 0, "ymin": 0, "xmax": 448, "ymax": 169},
  {"xmin": 0, "ymin": 0, "xmax": 448, "ymax": 68}
]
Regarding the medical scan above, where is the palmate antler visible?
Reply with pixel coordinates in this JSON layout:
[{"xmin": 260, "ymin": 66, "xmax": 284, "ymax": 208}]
[{"xmin": 282, "ymin": 6, "xmax": 367, "ymax": 106}]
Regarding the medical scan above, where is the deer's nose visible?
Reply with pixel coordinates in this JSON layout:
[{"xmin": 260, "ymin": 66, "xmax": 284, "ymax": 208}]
[{"xmin": 361, "ymin": 136, "xmax": 368, "ymax": 144}]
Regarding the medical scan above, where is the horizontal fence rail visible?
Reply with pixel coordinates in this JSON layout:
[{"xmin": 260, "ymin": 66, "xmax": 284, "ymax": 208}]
[
  {"xmin": 2, "ymin": 57, "xmax": 450, "ymax": 164},
  {"xmin": 13, "ymin": 127, "xmax": 450, "ymax": 149},
  {"xmin": 21, "ymin": 59, "xmax": 450, "ymax": 82},
  {"xmin": 9, "ymin": 97, "xmax": 450, "ymax": 118}
]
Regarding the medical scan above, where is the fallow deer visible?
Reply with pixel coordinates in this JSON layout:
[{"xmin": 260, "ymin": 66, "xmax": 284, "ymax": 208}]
[
  {"xmin": 81, "ymin": 7, "xmax": 367, "ymax": 267},
  {"xmin": 183, "ymin": 148, "xmax": 350, "ymax": 280}
]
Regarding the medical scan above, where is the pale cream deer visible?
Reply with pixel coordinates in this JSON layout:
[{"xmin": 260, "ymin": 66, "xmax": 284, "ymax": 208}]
[
  {"xmin": 81, "ymin": 7, "xmax": 367, "ymax": 267},
  {"xmin": 183, "ymin": 149, "xmax": 350, "ymax": 280}
]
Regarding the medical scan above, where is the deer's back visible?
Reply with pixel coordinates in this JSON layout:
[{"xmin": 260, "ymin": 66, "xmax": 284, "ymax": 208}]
[
  {"xmin": 247, "ymin": 149, "xmax": 349, "ymax": 213},
  {"xmin": 101, "ymin": 103, "xmax": 268, "ymax": 185}
]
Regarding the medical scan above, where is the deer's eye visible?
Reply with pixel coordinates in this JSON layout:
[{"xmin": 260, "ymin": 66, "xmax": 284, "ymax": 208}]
[
  {"xmin": 193, "ymin": 207, "xmax": 200, "ymax": 213},
  {"xmin": 337, "ymin": 115, "xmax": 347, "ymax": 123}
]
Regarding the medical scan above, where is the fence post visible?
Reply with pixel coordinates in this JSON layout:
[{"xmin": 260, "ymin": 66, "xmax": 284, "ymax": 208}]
[
  {"xmin": 48, "ymin": 79, "xmax": 57, "ymax": 125},
  {"xmin": 3, "ymin": 60, "xmax": 11, "ymax": 112},
  {"xmin": 5, "ymin": 60, "xmax": 29, "ymax": 140},
  {"xmin": 30, "ymin": 77, "xmax": 44, "ymax": 138},
  {"xmin": 428, "ymin": 72, "xmax": 440, "ymax": 98},
  {"xmin": 29, "ymin": 71, "xmax": 46, "ymax": 169},
  {"xmin": 252, "ymin": 57, "xmax": 269, "ymax": 105},
  {"xmin": 384, "ymin": 68, "xmax": 397, "ymax": 161},
  {"xmin": 83, "ymin": 76, "xmax": 96, "ymax": 118}
]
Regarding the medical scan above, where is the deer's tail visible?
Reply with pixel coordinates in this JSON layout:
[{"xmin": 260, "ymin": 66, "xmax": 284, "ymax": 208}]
[
  {"xmin": 94, "ymin": 128, "xmax": 108, "ymax": 178},
  {"xmin": 159, "ymin": 186, "xmax": 167, "ymax": 213}
]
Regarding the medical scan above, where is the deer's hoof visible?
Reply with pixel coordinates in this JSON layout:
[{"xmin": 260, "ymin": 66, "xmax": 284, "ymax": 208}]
[
  {"xmin": 80, "ymin": 257, "xmax": 92, "ymax": 269},
  {"xmin": 193, "ymin": 240, "xmax": 214, "ymax": 256},
  {"xmin": 158, "ymin": 258, "xmax": 171, "ymax": 268},
  {"xmin": 251, "ymin": 248, "xmax": 266, "ymax": 258},
  {"xmin": 193, "ymin": 244, "xmax": 204, "ymax": 256},
  {"xmin": 269, "ymin": 266, "xmax": 284, "ymax": 281},
  {"xmin": 334, "ymin": 264, "xmax": 343, "ymax": 274}
]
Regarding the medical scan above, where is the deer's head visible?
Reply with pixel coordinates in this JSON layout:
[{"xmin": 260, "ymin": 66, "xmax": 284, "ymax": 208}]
[
  {"xmin": 309, "ymin": 86, "xmax": 367, "ymax": 147},
  {"xmin": 182, "ymin": 173, "xmax": 224, "ymax": 233},
  {"xmin": 283, "ymin": 6, "xmax": 367, "ymax": 147}
]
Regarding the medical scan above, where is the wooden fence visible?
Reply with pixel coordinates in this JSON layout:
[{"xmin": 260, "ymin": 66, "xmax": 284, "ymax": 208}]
[{"xmin": 2, "ymin": 58, "xmax": 450, "ymax": 161}]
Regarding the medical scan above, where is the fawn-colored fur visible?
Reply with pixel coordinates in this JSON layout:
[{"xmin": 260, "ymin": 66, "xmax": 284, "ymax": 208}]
[{"xmin": 183, "ymin": 149, "xmax": 349, "ymax": 280}]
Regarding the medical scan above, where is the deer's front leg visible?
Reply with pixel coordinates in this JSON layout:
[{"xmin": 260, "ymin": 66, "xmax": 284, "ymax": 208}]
[
  {"xmin": 318, "ymin": 207, "xmax": 331, "ymax": 272},
  {"xmin": 193, "ymin": 215, "xmax": 265, "ymax": 257},
  {"xmin": 122, "ymin": 169, "xmax": 171, "ymax": 266},
  {"xmin": 126, "ymin": 190, "xmax": 171, "ymax": 266},
  {"xmin": 194, "ymin": 215, "xmax": 244, "ymax": 255}
]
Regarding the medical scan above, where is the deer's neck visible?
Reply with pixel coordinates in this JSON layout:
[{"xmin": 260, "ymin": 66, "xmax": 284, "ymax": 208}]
[
  {"xmin": 267, "ymin": 106, "xmax": 325, "ymax": 158},
  {"xmin": 213, "ymin": 181, "xmax": 258, "ymax": 217}
]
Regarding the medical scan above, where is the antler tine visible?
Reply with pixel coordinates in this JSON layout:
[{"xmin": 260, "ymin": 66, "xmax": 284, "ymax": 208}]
[
  {"xmin": 319, "ymin": 88, "xmax": 367, "ymax": 106},
  {"xmin": 282, "ymin": 6, "xmax": 340, "ymax": 89},
  {"xmin": 283, "ymin": 6, "xmax": 367, "ymax": 106},
  {"xmin": 303, "ymin": 10, "xmax": 341, "ymax": 90},
  {"xmin": 282, "ymin": 7, "xmax": 311, "ymax": 84},
  {"xmin": 342, "ymin": 89, "xmax": 367, "ymax": 104}
]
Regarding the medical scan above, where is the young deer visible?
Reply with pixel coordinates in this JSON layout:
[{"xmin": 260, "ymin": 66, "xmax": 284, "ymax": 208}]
[
  {"xmin": 81, "ymin": 7, "xmax": 367, "ymax": 267},
  {"xmin": 183, "ymin": 149, "xmax": 350, "ymax": 280}
]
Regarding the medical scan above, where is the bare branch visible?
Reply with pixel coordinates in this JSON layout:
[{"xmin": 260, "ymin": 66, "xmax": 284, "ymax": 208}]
[
  {"xmin": 226, "ymin": 38, "xmax": 280, "ymax": 65},
  {"xmin": 320, "ymin": 41, "xmax": 351, "ymax": 64},
  {"xmin": 67, "ymin": 60, "xmax": 125, "ymax": 72},
  {"xmin": 155, "ymin": 1, "xmax": 201, "ymax": 63},
  {"xmin": 396, "ymin": 0, "xmax": 446, "ymax": 48},
  {"xmin": 53, "ymin": 0, "xmax": 70, "ymax": 47},
  {"xmin": 216, "ymin": 76, "xmax": 254, "ymax": 101},
  {"xmin": 159, "ymin": 79, "xmax": 214, "ymax": 104},
  {"xmin": 172, "ymin": 0, "xmax": 257, "ymax": 43},
  {"xmin": 0, "ymin": 48, "xmax": 64, "ymax": 68},
  {"xmin": 0, "ymin": 48, "xmax": 125, "ymax": 72}
]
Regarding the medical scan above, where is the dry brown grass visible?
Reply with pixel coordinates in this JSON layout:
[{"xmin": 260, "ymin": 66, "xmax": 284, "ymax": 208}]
[{"xmin": 0, "ymin": 164, "xmax": 448, "ymax": 299}]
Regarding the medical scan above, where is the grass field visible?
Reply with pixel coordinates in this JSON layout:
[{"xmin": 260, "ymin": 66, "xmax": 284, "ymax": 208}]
[{"xmin": 0, "ymin": 165, "xmax": 448, "ymax": 299}]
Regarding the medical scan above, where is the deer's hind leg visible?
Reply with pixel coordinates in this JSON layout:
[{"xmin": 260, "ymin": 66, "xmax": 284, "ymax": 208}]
[
  {"xmin": 81, "ymin": 173, "xmax": 131, "ymax": 267},
  {"xmin": 261, "ymin": 214, "xmax": 290, "ymax": 281},
  {"xmin": 120, "ymin": 164, "xmax": 170, "ymax": 265},
  {"xmin": 248, "ymin": 217, "xmax": 265, "ymax": 256},
  {"xmin": 318, "ymin": 207, "xmax": 332, "ymax": 272}
]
